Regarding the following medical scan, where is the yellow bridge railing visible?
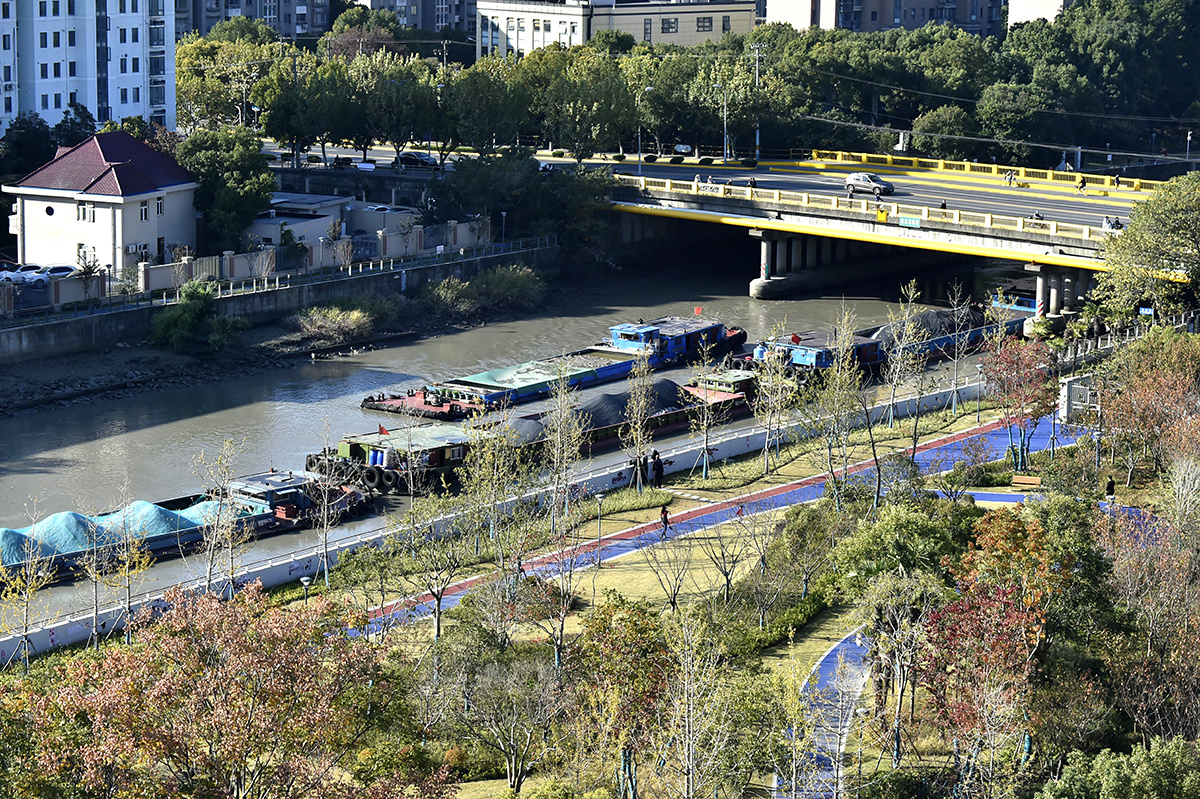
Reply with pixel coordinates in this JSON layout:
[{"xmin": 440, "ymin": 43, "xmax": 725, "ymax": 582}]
[
  {"xmin": 613, "ymin": 174, "xmax": 1108, "ymax": 247},
  {"xmin": 809, "ymin": 149, "xmax": 1162, "ymax": 193}
]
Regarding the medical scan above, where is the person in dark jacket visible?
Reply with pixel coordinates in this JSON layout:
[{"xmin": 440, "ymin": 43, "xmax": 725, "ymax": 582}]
[{"xmin": 652, "ymin": 451, "xmax": 664, "ymax": 488}]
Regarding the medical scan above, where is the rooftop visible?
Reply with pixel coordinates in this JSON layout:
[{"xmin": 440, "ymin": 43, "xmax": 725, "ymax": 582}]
[{"xmin": 9, "ymin": 132, "xmax": 194, "ymax": 197}]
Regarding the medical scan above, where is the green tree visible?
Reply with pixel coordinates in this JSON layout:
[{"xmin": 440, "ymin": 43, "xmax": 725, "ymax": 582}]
[
  {"xmin": 51, "ymin": 102, "xmax": 96, "ymax": 148},
  {"xmin": 454, "ymin": 57, "xmax": 528, "ymax": 153},
  {"xmin": 175, "ymin": 126, "xmax": 274, "ymax": 253},
  {"xmin": 542, "ymin": 49, "xmax": 635, "ymax": 162},
  {"xmin": 974, "ymin": 81, "xmax": 1054, "ymax": 163},
  {"xmin": 1038, "ymin": 738, "xmax": 1200, "ymax": 799},
  {"xmin": 911, "ymin": 105, "xmax": 977, "ymax": 161},
  {"xmin": 207, "ymin": 16, "xmax": 280, "ymax": 43},
  {"xmin": 588, "ymin": 29, "xmax": 635, "ymax": 55},
  {"xmin": 0, "ymin": 112, "xmax": 55, "ymax": 178}
]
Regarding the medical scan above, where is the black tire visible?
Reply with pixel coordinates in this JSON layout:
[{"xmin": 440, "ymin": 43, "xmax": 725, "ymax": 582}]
[
  {"xmin": 305, "ymin": 454, "xmax": 317, "ymax": 472},
  {"xmin": 873, "ymin": 187, "xmax": 881, "ymax": 197},
  {"xmin": 846, "ymin": 184, "xmax": 854, "ymax": 194},
  {"xmin": 363, "ymin": 466, "xmax": 382, "ymax": 491},
  {"xmin": 382, "ymin": 469, "xmax": 400, "ymax": 491}
]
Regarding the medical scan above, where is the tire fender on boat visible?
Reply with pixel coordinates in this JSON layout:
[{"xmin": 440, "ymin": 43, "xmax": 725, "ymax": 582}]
[
  {"xmin": 363, "ymin": 466, "xmax": 383, "ymax": 490},
  {"xmin": 382, "ymin": 469, "xmax": 400, "ymax": 491}
]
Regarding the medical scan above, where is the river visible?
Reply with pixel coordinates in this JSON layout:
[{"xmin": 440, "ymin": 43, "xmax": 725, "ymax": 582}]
[{"xmin": 0, "ymin": 254, "xmax": 1025, "ymax": 530}]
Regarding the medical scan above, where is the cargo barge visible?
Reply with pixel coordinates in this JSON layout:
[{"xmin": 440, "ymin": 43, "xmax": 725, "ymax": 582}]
[
  {"xmin": 361, "ymin": 315, "xmax": 747, "ymax": 419},
  {"xmin": 0, "ymin": 471, "xmax": 366, "ymax": 576}
]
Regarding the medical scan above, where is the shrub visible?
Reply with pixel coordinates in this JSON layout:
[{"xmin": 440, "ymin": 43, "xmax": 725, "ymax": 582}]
[
  {"xmin": 643, "ymin": 154, "xmax": 657, "ymax": 163},
  {"xmin": 151, "ymin": 279, "xmax": 245, "ymax": 352},
  {"xmin": 469, "ymin": 264, "xmax": 546, "ymax": 313},
  {"xmin": 611, "ymin": 153, "xmax": 626, "ymax": 162},
  {"xmin": 725, "ymin": 592, "xmax": 829, "ymax": 657},
  {"xmin": 741, "ymin": 158, "xmax": 758, "ymax": 168},
  {"xmin": 698, "ymin": 157, "xmax": 714, "ymax": 165},
  {"xmin": 669, "ymin": 155, "xmax": 684, "ymax": 164},
  {"xmin": 290, "ymin": 306, "xmax": 374, "ymax": 343},
  {"xmin": 551, "ymin": 150, "xmax": 565, "ymax": 158},
  {"xmin": 525, "ymin": 780, "xmax": 578, "ymax": 799},
  {"xmin": 421, "ymin": 276, "xmax": 480, "ymax": 319}
]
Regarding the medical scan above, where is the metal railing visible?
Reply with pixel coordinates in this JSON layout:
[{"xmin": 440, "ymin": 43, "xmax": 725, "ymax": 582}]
[
  {"xmin": 0, "ymin": 235, "xmax": 557, "ymax": 331},
  {"xmin": 613, "ymin": 174, "xmax": 1105, "ymax": 246}
]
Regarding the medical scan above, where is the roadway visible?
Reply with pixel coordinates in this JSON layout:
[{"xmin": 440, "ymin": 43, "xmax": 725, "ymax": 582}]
[{"xmin": 262, "ymin": 142, "xmax": 1141, "ymax": 232}]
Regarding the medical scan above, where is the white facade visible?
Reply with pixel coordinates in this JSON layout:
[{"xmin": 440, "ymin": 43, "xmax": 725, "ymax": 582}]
[
  {"xmin": 7, "ymin": 184, "xmax": 197, "ymax": 271},
  {"xmin": 0, "ymin": 0, "xmax": 175, "ymax": 134},
  {"xmin": 477, "ymin": 0, "xmax": 754, "ymax": 58}
]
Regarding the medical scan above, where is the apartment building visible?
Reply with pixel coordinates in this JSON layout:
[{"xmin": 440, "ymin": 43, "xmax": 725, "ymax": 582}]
[
  {"xmin": 0, "ymin": 0, "xmax": 175, "ymax": 134},
  {"xmin": 173, "ymin": 0, "xmax": 330, "ymax": 40},
  {"xmin": 477, "ymin": 0, "xmax": 755, "ymax": 58},
  {"xmin": 767, "ymin": 0, "xmax": 1004, "ymax": 35}
]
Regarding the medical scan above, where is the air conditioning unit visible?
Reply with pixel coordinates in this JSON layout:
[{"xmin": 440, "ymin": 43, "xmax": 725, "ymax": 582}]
[{"xmin": 2, "ymin": 83, "xmax": 11, "ymax": 92}]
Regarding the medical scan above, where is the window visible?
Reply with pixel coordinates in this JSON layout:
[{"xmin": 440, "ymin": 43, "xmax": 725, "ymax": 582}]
[
  {"xmin": 118, "ymin": 0, "xmax": 124, "ymax": 10},
  {"xmin": 661, "ymin": 17, "xmax": 677, "ymax": 33},
  {"xmin": 68, "ymin": 0, "xmax": 74, "ymax": 12},
  {"xmin": 132, "ymin": 86, "xmax": 138, "ymax": 101},
  {"xmin": 68, "ymin": 30, "xmax": 75, "ymax": 45},
  {"xmin": 132, "ymin": 27, "xmax": 137, "ymax": 41},
  {"xmin": 643, "ymin": 16, "xmax": 651, "ymax": 40},
  {"xmin": 40, "ymin": 63, "xmax": 49, "ymax": 78},
  {"xmin": 53, "ymin": 62, "xmax": 61, "ymax": 77},
  {"xmin": 0, "ymin": 3, "xmax": 7, "ymax": 17},
  {"xmin": 119, "ymin": 56, "xmax": 126, "ymax": 73},
  {"xmin": 131, "ymin": 0, "xmax": 137, "ymax": 11},
  {"xmin": 41, "ymin": 94, "xmax": 49, "ymax": 109},
  {"xmin": 139, "ymin": 201, "xmax": 148, "ymax": 221},
  {"xmin": 53, "ymin": 31, "xmax": 60, "ymax": 45},
  {"xmin": 721, "ymin": 14, "xmax": 730, "ymax": 30},
  {"xmin": 52, "ymin": 0, "xmax": 58, "ymax": 12},
  {"xmin": 156, "ymin": 196, "xmax": 163, "ymax": 215},
  {"xmin": 69, "ymin": 90, "xmax": 76, "ymax": 103},
  {"xmin": 506, "ymin": 17, "xmax": 513, "ymax": 29},
  {"xmin": 2, "ymin": 66, "xmax": 8, "ymax": 81},
  {"xmin": 870, "ymin": 9, "xmax": 877, "ymax": 19},
  {"xmin": 149, "ymin": 22, "xmax": 164, "ymax": 45},
  {"xmin": 2, "ymin": 98, "xmax": 9, "ymax": 113},
  {"xmin": 149, "ymin": 85, "xmax": 165, "ymax": 105},
  {"xmin": 2, "ymin": 34, "xmax": 9, "ymax": 49},
  {"xmin": 696, "ymin": 15, "xmax": 711, "ymax": 30},
  {"xmin": 119, "ymin": 26, "xmax": 126, "ymax": 41},
  {"xmin": 531, "ymin": 17, "xmax": 538, "ymax": 30},
  {"xmin": 40, "ymin": 32, "xmax": 48, "ymax": 47},
  {"xmin": 569, "ymin": 21, "xmax": 577, "ymax": 34},
  {"xmin": 120, "ymin": 87, "xmax": 127, "ymax": 102},
  {"xmin": 544, "ymin": 18, "xmax": 550, "ymax": 31},
  {"xmin": 132, "ymin": 57, "xmax": 138, "ymax": 72},
  {"xmin": 68, "ymin": 61, "xmax": 76, "ymax": 76},
  {"xmin": 516, "ymin": 18, "xmax": 523, "ymax": 30},
  {"xmin": 38, "ymin": 0, "xmax": 46, "ymax": 14},
  {"xmin": 54, "ymin": 93, "xmax": 61, "ymax": 108}
]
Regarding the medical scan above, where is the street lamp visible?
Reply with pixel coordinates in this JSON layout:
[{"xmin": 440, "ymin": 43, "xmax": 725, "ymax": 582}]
[
  {"xmin": 637, "ymin": 85, "xmax": 654, "ymax": 177},
  {"xmin": 299, "ymin": 575, "xmax": 312, "ymax": 606},
  {"xmin": 713, "ymin": 83, "xmax": 730, "ymax": 163},
  {"xmin": 501, "ymin": 211, "xmax": 507, "ymax": 241}
]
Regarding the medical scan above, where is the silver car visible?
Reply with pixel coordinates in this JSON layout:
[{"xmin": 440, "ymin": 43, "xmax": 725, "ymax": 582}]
[
  {"xmin": 845, "ymin": 172, "xmax": 895, "ymax": 195},
  {"xmin": 0, "ymin": 264, "xmax": 44, "ymax": 282},
  {"xmin": 24, "ymin": 265, "xmax": 80, "ymax": 285}
]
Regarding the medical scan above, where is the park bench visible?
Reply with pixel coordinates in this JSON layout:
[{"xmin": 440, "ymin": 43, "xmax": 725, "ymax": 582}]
[{"xmin": 1012, "ymin": 474, "xmax": 1043, "ymax": 490}]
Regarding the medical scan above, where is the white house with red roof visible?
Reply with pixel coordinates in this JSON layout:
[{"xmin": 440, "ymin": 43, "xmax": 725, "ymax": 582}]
[{"xmin": 3, "ymin": 130, "xmax": 197, "ymax": 273}]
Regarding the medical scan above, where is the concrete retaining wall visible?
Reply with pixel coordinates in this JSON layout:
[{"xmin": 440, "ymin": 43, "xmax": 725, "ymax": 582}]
[{"xmin": 0, "ymin": 246, "xmax": 559, "ymax": 363}]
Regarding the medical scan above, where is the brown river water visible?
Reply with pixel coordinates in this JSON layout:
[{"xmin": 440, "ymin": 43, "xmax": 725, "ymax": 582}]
[{"xmin": 0, "ymin": 254, "xmax": 1024, "ymax": 529}]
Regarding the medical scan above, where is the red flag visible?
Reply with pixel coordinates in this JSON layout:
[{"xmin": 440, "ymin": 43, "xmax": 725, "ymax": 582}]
[
  {"xmin": 378, "ymin": 424, "xmax": 388, "ymax": 436},
  {"xmin": 791, "ymin": 333, "xmax": 801, "ymax": 344},
  {"xmin": 694, "ymin": 306, "xmax": 702, "ymax": 315}
]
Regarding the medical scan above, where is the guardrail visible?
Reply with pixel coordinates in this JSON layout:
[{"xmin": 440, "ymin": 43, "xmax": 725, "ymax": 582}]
[
  {"xmin": 613, "ymin": 175, "xmax": 1105, "ymax": 247},
  {"xmin": 0, "ymin": 236, "xmax": 557, "ymax": 331},
  {"xmin": 809, "ymin": 149, "xmax": 1163, "ymax": 193}
]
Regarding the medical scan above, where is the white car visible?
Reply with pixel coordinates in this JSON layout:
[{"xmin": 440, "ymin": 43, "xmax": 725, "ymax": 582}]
[
  {"xmin": 23, "ymin": 265, "xmax": 80, "ymax": 285},
  {"xmin": 0, "ymin": 264, "xmax": 44, "ymax": 282},
  {"xmin": 844, "ymin": 172, "xmax": 895, "ymax": 195}
]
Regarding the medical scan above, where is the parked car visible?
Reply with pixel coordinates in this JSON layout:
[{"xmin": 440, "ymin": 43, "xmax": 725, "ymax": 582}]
[
  {"xmin": 0, "ymin": 264, "xmax": 45, "ymax": 282},
  {"xmin": 24, "ymin": 265, "xmax": 80, "ymax": 285},
  {"xmin": 844, "ymin": 172, "xmax": 895, "ymax": 196},
  {"xmin": 392, "ymin": 152, "xmax": 439, "ymax": 170}
]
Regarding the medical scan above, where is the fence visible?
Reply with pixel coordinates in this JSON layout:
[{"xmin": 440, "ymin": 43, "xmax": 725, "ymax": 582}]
[{"xmin": 614, "ymin": 174, "xmax": 1108, "ymax": 247}]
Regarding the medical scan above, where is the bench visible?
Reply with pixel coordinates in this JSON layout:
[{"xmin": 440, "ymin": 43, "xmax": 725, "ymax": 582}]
[{"xmin": 1012, "ymin": 474, "xmax": 1042, "ymax": 490}]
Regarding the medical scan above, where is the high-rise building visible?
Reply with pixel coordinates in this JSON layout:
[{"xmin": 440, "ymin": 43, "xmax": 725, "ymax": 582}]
[
  {"xmin": 768, "ymin": 0, "xmax": 1004, "ymax": 36},
  {"xmin": 0, "ymin": 0, "xmax": 176, "ymax": 134},
  {"xmin": 173, "ymin": 0, "xmax": 330, "ymax": 41}
]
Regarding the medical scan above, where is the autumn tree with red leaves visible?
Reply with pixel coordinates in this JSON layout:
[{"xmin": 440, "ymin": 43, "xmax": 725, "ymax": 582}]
[
  {"xmin": 918, "ymin": 583, "xmax": 1038, "ymax": 798},
  {"xmin": 980, "ymin": 337, "xmax": 1057, "ymax": 471},
  {"xmin": 1102, "ymin": 367, "xmax": 1194, "ymax": 487},
  {"xmin": 30, "ymin": 583, "xmax": 397, "ymax": 799}
]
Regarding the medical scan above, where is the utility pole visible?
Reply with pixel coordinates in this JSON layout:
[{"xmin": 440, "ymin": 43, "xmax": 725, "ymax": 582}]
[
  {"xmin": 291, "ymin": 51, "xmax": 299, "ymax": 169},
  {"xmin": 751, "ymin": 42, "xmax": 764, "ymax": 162}
]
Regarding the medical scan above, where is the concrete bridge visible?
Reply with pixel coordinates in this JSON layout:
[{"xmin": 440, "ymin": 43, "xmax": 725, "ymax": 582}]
[{"xmin": 611, "ymin": 173, "xmax": 1114, "ymax": 305}]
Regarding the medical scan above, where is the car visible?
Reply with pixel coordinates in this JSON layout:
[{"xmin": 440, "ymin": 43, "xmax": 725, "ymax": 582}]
[
  {"xmin": 363, "ymin": 205, "xmax": 390, "ymax": 212},
  {"xmin": 0, "ymin": 264, "xmax": 44, "ymax": 282},
  {"xmin": 23, "ymin": 265, "xmax": 80, "ymax": 285},
  {"xmin": 392, "ymin": 152, "xmax": 439, "ymax": 170},
  {"xmin": 844, "ymin": 172, "xmax": 895, "ymax": 196}
]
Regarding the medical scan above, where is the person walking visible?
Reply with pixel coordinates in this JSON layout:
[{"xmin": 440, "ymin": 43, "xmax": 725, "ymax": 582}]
[
  {"xmin": 660, "ymin": 506, "xmax": 671, "ymax": 533},
  {"xmin": 1105, "ymin": 475, "xmax": 1116, "ymax": 503},
  {"xmin": 939, "ymin": 199, "xmax": 947, "ymax": 210},
  {"xmin": 652, "ymin": 451, "xmax": 664, "ymax": 488}
]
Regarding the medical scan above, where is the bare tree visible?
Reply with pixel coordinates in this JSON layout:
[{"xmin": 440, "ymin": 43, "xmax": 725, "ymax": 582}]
[
  {"xmin": 697, "ymin": 521, "xmax": 749, "ymax": 605},
  {"xmin": 772, "ymin": 637, "xmax": 819, "ymax": 799},
  {"xmin": 640, "ymin": 528, "xmax": 694, "ymax": 613},
  {"xmin": 946, "ymin": 280, "xmax": 974, "ymax": 415},
  {"xmin": 803, "ymin": 311, "xmax": 865, "ymax": 511},
  {"xmin": 683, "ymin": 340, "xmax": 730, "ymax": 480},
  {"xmin": 401, "ymin": 507, "xmax": 468, "ymax": 643},
  {"xmin": 543, "ymin": 365, "xmax": 590, "ymax": 542},
  {"xmin": 461, "ymin": 406, "xmax": 536, "ymax": 575},
  {"xmin": 753, "ymin": 324, "xmax": 799, "ymax": 477},
  {"xmin": 79, "ymin": 486, "xmax": 155, "ymax": 646},
  {"xmin": 332, "ymin": 236, "xmax": 354, "ymax": 271},
  {"xmin": 621, "ymin": 350, "xmax": 656, "ymax": 493},
  {"xmin": 190, "ymin": 438, "xmax": 248, "ymax": 597},
  {"xmin": 252, "ymin": 244, "xmax": 276, "ymax": 289}
]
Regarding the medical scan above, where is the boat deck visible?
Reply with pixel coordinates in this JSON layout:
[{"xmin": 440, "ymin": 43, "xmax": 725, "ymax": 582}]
[{"xmin": 447, "ymin": 349, "xmax": 633, "ymax": 392}]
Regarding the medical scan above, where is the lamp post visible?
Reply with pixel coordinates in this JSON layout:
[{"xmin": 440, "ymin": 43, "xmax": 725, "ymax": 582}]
[
  {"xmin": 592, "ymin": 493, "xmax": 606, "ymax": 604},
  {"xmin": 500, "ymin": 211, "xmax": 507, "ymax": 241},
  {"xmin": 637, "ymin": 85, "xmax": 654, "ymax": 177},
  {"xmin": 713, "ymin": 83, "xmax": 730, "ymax": 163},
  {"xmin": 299, "ymin": 575, "xmax": 312, "ymax": 606}
]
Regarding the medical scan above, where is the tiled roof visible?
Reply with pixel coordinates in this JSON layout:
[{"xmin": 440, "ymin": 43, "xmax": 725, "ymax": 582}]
[{"xmin": 12, "ymin": 132, "xmax": 193, "ymax": 196}]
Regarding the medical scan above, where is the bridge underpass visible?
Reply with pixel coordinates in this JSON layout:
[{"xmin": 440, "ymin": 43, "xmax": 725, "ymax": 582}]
[{"xmin": 611, "ymin": 175, "xmax": 1111, "ymax": 314}]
